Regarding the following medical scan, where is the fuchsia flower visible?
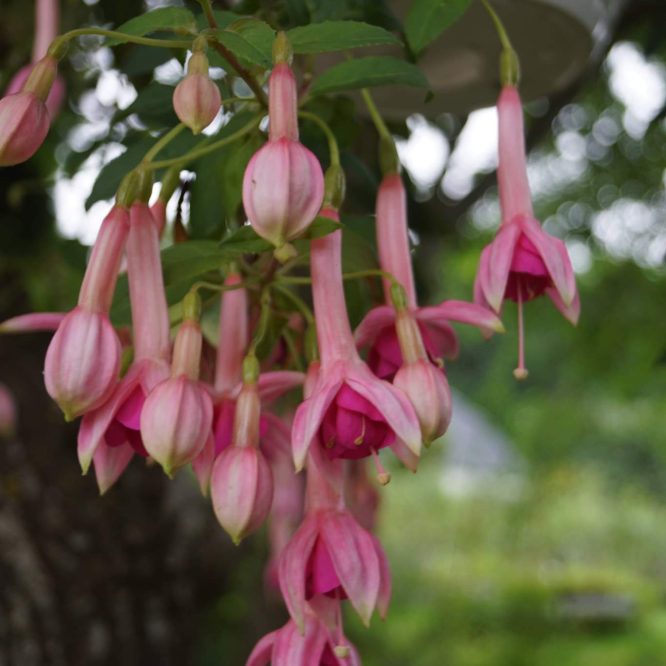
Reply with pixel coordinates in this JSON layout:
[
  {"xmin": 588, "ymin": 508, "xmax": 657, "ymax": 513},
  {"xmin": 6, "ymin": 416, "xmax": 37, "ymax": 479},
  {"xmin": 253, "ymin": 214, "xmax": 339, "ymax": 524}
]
[
  {"xmin": 247, "ymin": 597, "xmax": 360, "ymax": 666},
  {"xmin": 0, "ymin": 54, "xmax": 58, "ymax": 166},
  {"xmin": 474, "ymin": 85, "xmax": 579, "ymax": 378},
  {"xmin": 5, "ymin": 0, "xmax": 65, "ymax": 118},
  {"xmin": 140, "ymin": 297, "xmax": 213, "ymax": 476},
  {"xmin": 173, "ymin": 49, "xmax": 221, "ymax": 134},
  {"xmin": 242, "ymin": 37, "xmax": 324, "ymax": 259},
  {"xmin": 279, "ymin": 444, "xmax": 391, "ymax": 631},
  {"xmin": 292, "ymin": 208, "xmax": 422, "ymax": 473},
  {"xmin": 44, "ymin": 204, "xmax": 129, "ymax": 419},
  {"xmin": 211, "ymin": 374, "xmax": 274, "ymax": 544},
  {"xmin": 78, "ymin": 200, "xmax": 171, "ymax": 493},
  {"xmin": 356, "ymin": 173, "xmax": 503, "ymax": 381}
]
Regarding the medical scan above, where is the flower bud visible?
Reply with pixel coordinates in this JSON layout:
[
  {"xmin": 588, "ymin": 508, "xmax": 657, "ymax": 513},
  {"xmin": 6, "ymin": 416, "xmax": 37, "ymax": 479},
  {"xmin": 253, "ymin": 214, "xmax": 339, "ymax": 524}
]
[
  {"xmin": 211, "ymin": 445, "xmax": 274, "ymax": 545},
  {"xmin": 140, "ymin": 374, "xmax": 213, "ymax": 476},
  {"xmin": 393, "ymin": 359, "xmax": 451, "ymax": 444},
  {"xmin": 44, "ymin": 307, "xmax": 121, "ymax": 420},
  {"xmin": 0, "ymin": 383, "xmax": 17, "ymax": 437},
  {"xmin": 242, "ymin": 138, "xmax": 324, "ymax": 249},
  {"xmin": 173, "ymin": 52, "xmax": 221, "ymax": 134}
]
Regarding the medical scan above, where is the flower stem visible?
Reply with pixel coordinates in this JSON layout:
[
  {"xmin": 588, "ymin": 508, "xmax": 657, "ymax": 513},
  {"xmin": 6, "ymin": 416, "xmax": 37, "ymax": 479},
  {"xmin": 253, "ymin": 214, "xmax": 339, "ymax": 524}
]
[
  {"xmin": 142, "ymin": 123, "xmax": 186, "ymax": 164},
  {"xmin": 298, "ymin": 111, "xmax": 340, "ymax": 165},
  {"xmin": 248, "ymin": 289, "xmax": 272, "ymax": 356},
  {"xmin": 360, "ymin": 88, "xmax": 391, "ymax": 143},
  {"xmin": 513, "ymin": 284, "xmax": 528, "ymax": 380},
  {"xmin": 272, "ymin": 283, "xmax": 314, "ymax": 324},
  {"xmin": 144, "ymin": 115, "xmax": 262, "ymax": 170},
  {"xmin": 54, "ymin": 28, "xmax": 192, "ymax": 50},
  {"xmin": 480, "ymin": 0, "xmax": 520, "ymax": 86}
]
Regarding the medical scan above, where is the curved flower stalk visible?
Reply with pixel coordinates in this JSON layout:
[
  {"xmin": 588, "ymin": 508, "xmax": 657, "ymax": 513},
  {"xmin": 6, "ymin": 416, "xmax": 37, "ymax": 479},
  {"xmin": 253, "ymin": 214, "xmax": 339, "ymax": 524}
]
[
  {"xmin": 4, "ymin": 0, "xmax": 65, "ymax": 118},
  {"xmin": 292, "ymin": 207, "xmax": 422, "ymax": 473},
  {"xmin": 247, "ymin": 597, "xmax": 360, "ymax": 666},
  {"xmin": 44, "ymin": 203, "xmax": 129, "ymax": 419},
  {"xmin": 77, "ymin": 198, "xmax": 171, "ymax": 494},
  {"xmin": 473, "ymin": 85, "xmax": 579, "ymax": 378},
  {"xmin": 242, "ymin": 33, "xmax": 324, "ymax": 260},
  {"xmin": 355, "ymin": 173, "xmax": 504, "ymax": 381},
  {"xmin": 279, "ymin": 444, "xmax": 391, "ymax": 631}
]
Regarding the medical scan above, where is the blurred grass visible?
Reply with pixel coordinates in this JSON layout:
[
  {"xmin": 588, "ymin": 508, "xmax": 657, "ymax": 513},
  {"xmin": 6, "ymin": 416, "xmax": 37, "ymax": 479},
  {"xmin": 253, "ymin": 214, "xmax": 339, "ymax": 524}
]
[{"xmin": 347, "ymin": 456, "xmax": 666, "ymax": 666}]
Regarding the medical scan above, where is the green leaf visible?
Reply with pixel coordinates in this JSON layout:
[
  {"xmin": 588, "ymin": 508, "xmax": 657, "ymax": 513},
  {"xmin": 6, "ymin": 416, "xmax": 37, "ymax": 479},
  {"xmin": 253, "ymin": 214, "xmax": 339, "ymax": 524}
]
[
  {"xmin": 213, "ymin": 19, "xmax": 274, "ymax": 68},
  {"xmin": 310, "ymin": 56, "xmax": 428, "ymax": 95},
  {"xmin": 189, "ymin": 152, "xmax": 227, "ymax": 240},
  {"xmin": 221, "ymin": 225, "xmax": 272, "ymax": 254},
  {"xmin": 286, "ymin": 21, "xmax": 401, "ymax": 54},
  {"xmin": 109, "ymin": 7, "xmax": 197, "ymax": 46},
  {"xmin": 306, "ymin": 216, "xmax": 343, "ymax": 238},
  {"xmin": 405, "ymin": 0, "xmax": 472, "ymax": 56},
  {"xmin": 117, "ymin": 81, "xmax": 179, "ymax": 126},
  {"xmin": 161, "ymin": 241, "xmax": 228, "ymax": 284}
]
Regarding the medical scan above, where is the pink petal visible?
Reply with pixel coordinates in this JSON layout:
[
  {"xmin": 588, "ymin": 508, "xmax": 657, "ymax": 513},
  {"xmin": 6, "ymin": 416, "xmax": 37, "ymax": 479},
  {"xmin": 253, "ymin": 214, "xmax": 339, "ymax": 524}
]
[
  {"xmin": 418, "ymin": 300, "xmax": 505, "ymax": 338},
  {"xmin": 320, "ymin": 511, "xmax": 380, "ymax": 627},
  {"xmin": 346, "ymin": 364, "xmax": 422, "ymax": 457},
  {"xmin": 246, "ymin": 630, "xmax": 277, "ymax": 666},
  {"xmin": 278, "ymin": 515, "xmax": 319, "ymax": 632},
  {"xmin": 77, "ymin": 365, "xmax": 143, "ymax": 474},
  {"xmin": 272, "ymin": 614, "xmax": 327, "ymax": 666},
  {"xmin": 372, "ymin": 534, "xmax": 392, "ymax": 620},
  {"xmin": 93, "ymin": 442, "xmax": 134, "ymax": 495},
  {"xmin": 0, "ymin": 311, "xmax": 66, "ymax": 332},
  {"xmin": 258, "ymin": 370, "xmax": 304, "ymax": 403},
  {"xmin": 546, "ymin": 285, "xmax": 580, "ymax": 325},
  {"xmin": 521, "ymin": 217, "xmax": 577, "ymax": 307},
  {"xmin": 389, "ymin": 438, "xmax": 420, "ymax": 472},
  {"xmin": 291, "ymin": 374, "xmax": 343, "ymax": 472},
  {"xmin": 191, "ymin": 432, "xmax": 215, "ymax": 496},
  {"xmin": 353, "ymin": 305, "xmax": 395, "ymax": 349},
  {"xmin": 481, "ymin": 222, "xmax": 521, "ymax": 312}
]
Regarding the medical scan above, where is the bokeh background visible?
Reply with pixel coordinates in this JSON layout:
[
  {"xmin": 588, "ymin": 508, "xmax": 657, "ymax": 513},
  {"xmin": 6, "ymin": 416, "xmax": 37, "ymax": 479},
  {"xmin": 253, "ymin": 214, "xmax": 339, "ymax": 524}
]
[{"xmin": 1, "ymin": 1, "xmax": 665, "ymax": 664}]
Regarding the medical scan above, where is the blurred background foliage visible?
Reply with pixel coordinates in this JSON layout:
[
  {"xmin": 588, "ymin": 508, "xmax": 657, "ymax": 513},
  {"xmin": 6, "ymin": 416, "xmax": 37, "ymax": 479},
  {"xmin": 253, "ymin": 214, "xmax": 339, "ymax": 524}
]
[{"xmin": 1, "ymin": 0, "xmax": 665, "ymax": 664}]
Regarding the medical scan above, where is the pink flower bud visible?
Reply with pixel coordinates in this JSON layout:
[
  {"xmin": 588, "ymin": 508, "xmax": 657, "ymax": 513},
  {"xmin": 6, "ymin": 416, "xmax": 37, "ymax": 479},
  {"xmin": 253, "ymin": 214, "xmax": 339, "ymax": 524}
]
[
  {"xmin": 242, "ymin": 62, "xmax": 324, "ymax": 252},
  {"xmin": 44, "ymin": 307, "xmax": 121, "ymax": 420},
  {"xmin": 0, "ymin": 383, "xmax": 17, "ymax": 437},
  {"xmin": 393, "ymin": 359, "xmax": 451, "ymax": 443},
  {"xmin": 173, "ymin": 52, "xmax": 221, "ymax": 134},
  {"xmin": 140, "ymin": 375, "xmax": 213, "ymax": 476},
  {"xmin": 211, "ymin": 445, "xmax": 274, "ymax": 545},
  {"xmin": 5, "ymin": 65, "xmax": 65, "ymax": 118},
  {"xmin": 0, "ymin": 55, "xmax": 57, "ymax": 166}
]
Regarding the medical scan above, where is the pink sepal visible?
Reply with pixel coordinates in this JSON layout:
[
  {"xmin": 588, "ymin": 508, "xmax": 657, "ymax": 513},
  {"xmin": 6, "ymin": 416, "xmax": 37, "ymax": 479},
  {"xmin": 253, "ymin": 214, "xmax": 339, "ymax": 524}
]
[
  {"xmin": 0, "ymin": 311, "xmax": 65, "ymax": 332},
  {"xmin": 353, "ymin": 305, "xmax": 394, "ymax": 349},
  {"xmin": 191, "ymin": 432, "xmax": 215, "ymax": 496},
  {"xmin": 258, "ymin": 370, "xmax": 304, "ymax": 403},
  {"xmin": 546, "ymin": 285, "xmax": 580, "ymax": 325},
  {"xmin": 479, "ymin": 221, "xmax": 521, "ymax": 313},
  {"xmin": 246, "ymin": 630, "xmax": 277, "ymax": 666},
  {"xmin": 417, "ymin": 300, "xmax": 505, "ymax": 338},
  {"xmin": 93, "ymin": 439, "xmax": 134, "ymax": 496}
]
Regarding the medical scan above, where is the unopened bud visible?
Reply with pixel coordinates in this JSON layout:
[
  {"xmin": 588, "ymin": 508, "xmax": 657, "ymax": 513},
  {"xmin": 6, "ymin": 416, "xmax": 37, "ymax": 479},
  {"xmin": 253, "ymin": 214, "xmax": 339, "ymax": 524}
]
[{"xmin": 173, "ymin": 52, "xmax": 222, "ymax": 134}]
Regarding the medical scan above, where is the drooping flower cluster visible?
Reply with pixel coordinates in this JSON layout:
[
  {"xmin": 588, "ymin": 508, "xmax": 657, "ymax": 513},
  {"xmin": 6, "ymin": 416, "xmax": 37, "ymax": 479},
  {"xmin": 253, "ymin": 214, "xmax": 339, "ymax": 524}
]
[{"xmin": 0, "ymin": 11, "xmax": 580, "ymax": 664}]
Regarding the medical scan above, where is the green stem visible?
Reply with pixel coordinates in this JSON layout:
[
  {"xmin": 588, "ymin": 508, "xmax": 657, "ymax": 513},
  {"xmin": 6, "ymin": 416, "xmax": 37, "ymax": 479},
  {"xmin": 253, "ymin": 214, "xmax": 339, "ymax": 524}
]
[
  {"xmin": 248, "ymin": 289, "xmax": 272, "ymax": 355},
  {"xmin": 281, "ymin": 326, "xmax": 305, "ymax": 372},
  {"xmin": 272, "ymin": 283, "xmax": 314, "ymax": 324},
  {"xmin": 196, "ymin": 0, "xmax": 218, "ymax": 29},
  {"xmin": 278, "ymin": 268, "xmax": 399, "ymax": 287},
  {"xmin": 298, "ymin": 111, "xmax": 340, "ymax": 165},
  {"xmin": 142, "ymin": 123, "xmax": 186, "ymax": 164},
  {"xmin": 480, "ymin": 0, "xmax": 514, "ymax": 52},
  {"xmin": 144, "ymin": 115, "xmax": 262, "ymax": 170},
  {"xmin": 55, "ymin": 28, "xmax": 192, "ymax": 50},
  {"xmin": 360, "ymin": 88, "xmax": 392, "ymax": 143}
]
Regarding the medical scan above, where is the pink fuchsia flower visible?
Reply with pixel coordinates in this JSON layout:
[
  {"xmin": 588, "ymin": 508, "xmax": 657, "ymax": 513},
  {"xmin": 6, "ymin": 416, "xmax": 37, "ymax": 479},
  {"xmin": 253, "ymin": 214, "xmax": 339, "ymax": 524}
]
[
  {"xmin": 0, "ymin": 54, "xmax": 58, "ymax": 166},
  {"xmin": 474, "ymin": 85, "xmax": 579, "ymax": 378},
  {"xmin": 77, "ymin": 200, "xmax": 171, "ymax": 493},
  {"xmin": 279, "ymin": 445, "xmax": 391, "ymax": 631},
  {"xmin": 0, "ymin": 383, "xmax": 17, "ymax": 437},
  {"xmin": 172, "ymin": 49, "xmax": 221, "ymax": 134},
  {"xmin": 242, "ymin": 40, "xmax": 324, "ymax": 259},
  {"xmin": 44, "ymin": 204, "xmax": 129, "ymax": 419},
  {"xmin": 140, "ymin": 295, "xmax": 213, "ymax": 476},
  {"xmin": 211, "ymin": 372, "xmax": 274, "ymax": 544},
  {"xmin": 292, "ymin": 210, "xmax": 422, "ymax": 473},
  {"xmin": 247, "ymin": 597, "xmax": 361, "ymax": 666}
]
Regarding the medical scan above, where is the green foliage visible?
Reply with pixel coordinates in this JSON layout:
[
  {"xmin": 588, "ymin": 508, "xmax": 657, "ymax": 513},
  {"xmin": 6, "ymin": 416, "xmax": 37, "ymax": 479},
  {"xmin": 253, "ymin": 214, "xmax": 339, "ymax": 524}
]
[
  {"xmin": 213, "ymin": 19, "xmax": 275, "ymax": 68},
  {"xmin": 108, "ymin": 7, "xmax": 197, "ymax": 45},
  {"xmin": 405, "ymin": 0, "xmax": 472, "ymax": 55},
  {"xmin": 310, "ymin": 56, "xmax": 429, "ymax": 95},
  {"xmin": 286, "ymin": 20, "xmax": 401, "ymax": 54}
]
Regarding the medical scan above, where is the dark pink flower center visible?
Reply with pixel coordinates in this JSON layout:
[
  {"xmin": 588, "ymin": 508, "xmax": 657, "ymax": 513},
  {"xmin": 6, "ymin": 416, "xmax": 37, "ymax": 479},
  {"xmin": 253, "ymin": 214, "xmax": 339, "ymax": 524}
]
[
  {"xmin": 319, "ymin": 384, "xmax": 394, "ymax": 460},
  {"xmin": 305, "ymin": 537, "xmax": 346, "ymax": 600},
  {"xmin": 505, "ymin": 234, "xmax": 551, "ymax": 302},
  {"xmin": 104, "ymin": 386, "xmax": 148, "ymax": 457},
  {"xmin": 368, "ymin": 324, "xmax": 448, "ymax": 381}
]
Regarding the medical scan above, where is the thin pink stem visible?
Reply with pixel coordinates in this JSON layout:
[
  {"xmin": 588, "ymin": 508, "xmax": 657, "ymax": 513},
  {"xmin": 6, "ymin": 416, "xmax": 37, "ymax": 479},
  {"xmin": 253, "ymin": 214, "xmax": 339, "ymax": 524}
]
[
  {"xmin": 33, "ymin": 0, "xmax": 59, "ymax": 62},
  {"xmin": 78, "ymin": 205, "xmax": 129, "ymax": 313},
  {"xmin": 376, "ymin": 174, "xmax": 417, "ymax": 307},
  {"xmin": 268, "ymin": 63, "xmax": 298, "ymax": 141},
  {"xmin": 126, "ymin": 203, "xmax": 171, "ymax": 362},
  {"xmin": 214, "ymin": 273, "xmax": 248, "ymax": 394},
  {"xmin": 172, "ymin": 320, "xmax": 202, "ymax": 380},
  {"xmin": 513, "ymin": 283, "xmax": 528, "ymax": 380},
  {"xmin": 497, "ymin": 85, "xmax": 533, "ymax": 224},
  {"xmin": 304, "ymin": 444, "xmax": 344, "ymax": 512},
  {"xmin": 311, "ymin": 220, "xmax": 358, "ymax": 366}
]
